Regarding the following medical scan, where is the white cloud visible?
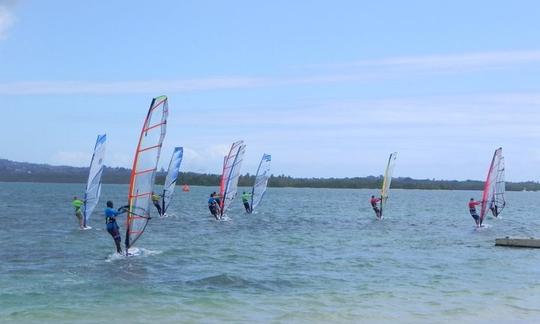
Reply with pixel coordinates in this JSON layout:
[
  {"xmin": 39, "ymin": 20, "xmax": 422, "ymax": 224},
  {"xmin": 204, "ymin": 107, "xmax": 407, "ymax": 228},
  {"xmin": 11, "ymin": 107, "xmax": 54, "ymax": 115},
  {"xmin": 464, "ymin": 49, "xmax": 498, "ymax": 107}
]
[
  {"xmin": 0, "ymin": 78, "xmax": 270, "ymax": 95},
  {"xmin": 1, "ymin": 50, "xmax": 539, "ymax": 95},
  {"xmin": 0, "ymin": 3, "xmax": 15, "ymax": 40},
  {"xmin": 301, "ymin": 50, "xmax": 540, "ymax": 71}
]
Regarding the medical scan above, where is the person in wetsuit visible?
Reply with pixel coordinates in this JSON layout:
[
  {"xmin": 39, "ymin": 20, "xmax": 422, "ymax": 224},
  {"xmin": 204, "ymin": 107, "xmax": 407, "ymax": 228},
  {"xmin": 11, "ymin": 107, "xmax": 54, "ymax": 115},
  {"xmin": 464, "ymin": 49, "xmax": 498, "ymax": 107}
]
[
  {"xmin": 208, "ymin": 193, "xmax": 220, "ymax": 220},
  {"xmin": 241, "ymin": 191, "xmax": 252, "ymax": 213},
  {"xmin": 469, "ymin": 198, "xmax": 482, "ymax": 227},
  {"xmin": 104, "ymin": 201, "xmax": 128, "ymax": 253},
  {"xmin": 212, "ymin": 191, "xmax": 221, "ymax": 206},
  {"xmin": 151, "ymin": 192, "xmax": 163, "ymax": 217},
  {"xmin": 72, "ymin": 196, "xmax": 85, "ymax": 229},
  {"xmin": 370, "ymin": 195, "xmax": 382, "ymax": 218}
]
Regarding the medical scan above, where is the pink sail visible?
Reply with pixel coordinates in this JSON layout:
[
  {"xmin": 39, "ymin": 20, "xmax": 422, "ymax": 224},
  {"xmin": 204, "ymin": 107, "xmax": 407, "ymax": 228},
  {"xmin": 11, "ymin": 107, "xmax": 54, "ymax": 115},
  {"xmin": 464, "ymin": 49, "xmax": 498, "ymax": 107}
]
[{"xmin": 480, "ymin": 147, "xmax": 506, "ymax": 223}]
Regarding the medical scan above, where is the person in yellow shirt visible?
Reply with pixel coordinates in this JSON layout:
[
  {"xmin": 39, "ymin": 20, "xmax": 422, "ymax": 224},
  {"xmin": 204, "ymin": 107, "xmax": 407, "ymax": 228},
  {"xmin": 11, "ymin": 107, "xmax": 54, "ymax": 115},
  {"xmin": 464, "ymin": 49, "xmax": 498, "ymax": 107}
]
[
  {"xmin": 151, "ymin": 192, "xmax": 163, "ymax": 217},
  {"xmin": 72, "ymin": 196, "xmax": 85, "ymax": 229}
]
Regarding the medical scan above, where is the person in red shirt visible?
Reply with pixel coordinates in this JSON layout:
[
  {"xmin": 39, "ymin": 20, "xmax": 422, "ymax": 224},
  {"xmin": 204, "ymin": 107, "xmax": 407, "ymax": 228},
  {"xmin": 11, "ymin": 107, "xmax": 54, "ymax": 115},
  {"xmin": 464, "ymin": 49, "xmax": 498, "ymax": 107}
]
[
  {"xmin": 468, "ymin": 198, "xmax": 482, "ymax": 227},
  {"xmin": 370, "ymin": 195, "xmax": 382, "ymax": 218}
]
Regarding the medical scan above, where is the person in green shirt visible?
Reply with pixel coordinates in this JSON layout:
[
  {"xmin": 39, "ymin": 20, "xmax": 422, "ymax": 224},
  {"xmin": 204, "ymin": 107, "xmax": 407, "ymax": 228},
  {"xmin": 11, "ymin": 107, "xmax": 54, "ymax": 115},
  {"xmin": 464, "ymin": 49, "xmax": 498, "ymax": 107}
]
[
  {"xmin": 241, "ymin": 191, "xmax": 252, "ymax": 214},
  {"xmin": 72, "ymin": 196, "xmax": 85, "ymax": 229},
  {"xmin": 151, "ymin": 192, "xmax": 163, "ymax": 217}
]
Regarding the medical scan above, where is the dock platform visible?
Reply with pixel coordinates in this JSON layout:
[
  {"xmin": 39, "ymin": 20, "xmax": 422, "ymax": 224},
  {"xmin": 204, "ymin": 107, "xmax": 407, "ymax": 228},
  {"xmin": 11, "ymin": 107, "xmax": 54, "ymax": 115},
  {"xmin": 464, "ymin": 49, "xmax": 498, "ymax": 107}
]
[{"xmin": 495, "ymin": 237, "xmax": 540, "ymax": 248}]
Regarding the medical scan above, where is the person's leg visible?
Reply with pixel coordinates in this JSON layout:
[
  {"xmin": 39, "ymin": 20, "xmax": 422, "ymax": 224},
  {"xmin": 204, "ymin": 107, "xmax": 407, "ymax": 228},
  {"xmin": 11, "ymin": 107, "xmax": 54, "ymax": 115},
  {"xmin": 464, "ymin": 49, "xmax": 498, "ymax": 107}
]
[
  {"xmin": 108, "ymin": 225, "xmax": 122, "ymax": 253},
  {"xmin": 153, "ymin": 202, "xmax": 162, "ymax": 216},
  {"xmin": 76, "ymin": 211, "xmax": 83, "ymax": 228}
]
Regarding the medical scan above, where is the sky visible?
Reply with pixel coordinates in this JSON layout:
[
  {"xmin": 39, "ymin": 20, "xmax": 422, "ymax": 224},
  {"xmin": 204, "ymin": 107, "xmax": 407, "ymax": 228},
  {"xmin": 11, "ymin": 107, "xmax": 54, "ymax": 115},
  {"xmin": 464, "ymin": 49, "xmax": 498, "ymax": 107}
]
[{"xmin": 1, "ymin": 0, "xmax": 540, "ymax": 181}]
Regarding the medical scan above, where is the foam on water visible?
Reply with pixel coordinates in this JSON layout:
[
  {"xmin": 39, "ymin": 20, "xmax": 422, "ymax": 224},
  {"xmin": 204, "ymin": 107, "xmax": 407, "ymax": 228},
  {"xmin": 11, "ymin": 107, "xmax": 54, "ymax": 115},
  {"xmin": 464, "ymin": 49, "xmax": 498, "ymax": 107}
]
[{"xmin": 105, "ymin": 248, "xmax": 163, "ymax": 262}]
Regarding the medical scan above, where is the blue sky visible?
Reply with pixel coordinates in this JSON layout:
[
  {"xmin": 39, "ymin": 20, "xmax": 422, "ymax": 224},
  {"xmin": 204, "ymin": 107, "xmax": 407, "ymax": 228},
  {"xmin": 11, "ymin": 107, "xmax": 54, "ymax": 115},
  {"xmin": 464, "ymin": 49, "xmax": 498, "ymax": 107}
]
[{"xmin": 1, "ymin": 0, "xmax": 540, "ymax": 180}]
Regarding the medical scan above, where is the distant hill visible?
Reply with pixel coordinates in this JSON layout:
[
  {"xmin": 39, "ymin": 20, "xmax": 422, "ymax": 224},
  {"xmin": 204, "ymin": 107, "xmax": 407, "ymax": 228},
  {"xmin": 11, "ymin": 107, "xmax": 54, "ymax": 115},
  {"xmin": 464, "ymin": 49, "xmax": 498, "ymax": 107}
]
[{"xmin": 0, "ymin": 158, "xmax": 538, "ymax": 191}]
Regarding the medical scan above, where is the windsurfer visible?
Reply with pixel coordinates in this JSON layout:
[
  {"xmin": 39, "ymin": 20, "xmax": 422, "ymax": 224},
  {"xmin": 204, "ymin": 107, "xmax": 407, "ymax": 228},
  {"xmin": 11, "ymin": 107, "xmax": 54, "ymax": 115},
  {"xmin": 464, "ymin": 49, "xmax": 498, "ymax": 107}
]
[
  {"xmin": 241, "ymin": 191, "xmax": 252, "ymax": 213},
  {"xmin": 469, "ymin": 198, "xmax": 482, "ymax": 226},
  {"xmin": 212, "ymin": 191, "xmax": 221, "ymax": 206},
  {"xmin": 105, "ymin": 201, "xmax": 127, "ymax": 253},
  {"xmin": 72, "ymin": 196, "xmax": 85, "ymax": 229},
  {"xmin": 151, "ymin": 192, "xmax": 163, "ymax": 217},
  {"xmin": 489, "ymin": 200, "xmax": 505, "ymax": 217},
  {"xmin": 370, "ymin": 195, "xmax": 382, "ymax": 218},
  {"xmin": 208, "ymin": 193, "xmax": 220, "ymax": 220}
]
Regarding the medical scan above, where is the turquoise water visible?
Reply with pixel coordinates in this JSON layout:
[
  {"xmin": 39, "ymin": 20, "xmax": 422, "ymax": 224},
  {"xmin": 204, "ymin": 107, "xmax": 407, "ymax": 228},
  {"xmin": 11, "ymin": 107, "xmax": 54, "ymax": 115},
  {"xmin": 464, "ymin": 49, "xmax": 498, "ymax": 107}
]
[{"xmin": 1, "ymin": 182, "xmax": 540, "ymax": 323}]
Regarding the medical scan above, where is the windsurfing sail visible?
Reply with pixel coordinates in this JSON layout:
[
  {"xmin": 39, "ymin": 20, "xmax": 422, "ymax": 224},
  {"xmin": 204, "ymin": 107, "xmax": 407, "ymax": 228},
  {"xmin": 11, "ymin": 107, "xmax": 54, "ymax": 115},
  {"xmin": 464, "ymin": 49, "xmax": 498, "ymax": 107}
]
[
  {"xmin": 380, "ymin": 152, "xmax": 397, "ymax": 217},
  {"xmin": 480, "ymin": 147, "xmax": 505, "ymax": 223},
  {"xmin": 250, "ymin": 153, "xmax": 271, "ymax": 212},
  {"xmin": 161, "ymin": 147, "xmax": 183, "ymax": 214},
  {"xmin": 218, "ymin": 141, "xmax": 246, "ymax": 218},
  {"xmin": 125, "ymin": 96, "xmax": 168, "ymax": 252},
  {"xmin": 83, "ymin": 134, "xmax": 106, "ymax": 227}
]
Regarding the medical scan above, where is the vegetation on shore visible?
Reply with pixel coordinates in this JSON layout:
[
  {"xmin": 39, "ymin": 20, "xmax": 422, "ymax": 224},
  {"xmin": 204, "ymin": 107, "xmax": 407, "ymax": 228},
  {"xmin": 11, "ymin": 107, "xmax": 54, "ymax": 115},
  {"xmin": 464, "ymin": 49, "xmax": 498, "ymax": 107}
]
[{"xmin": 0, "ymin": 158, "xmax": 538, "ymax": 191}]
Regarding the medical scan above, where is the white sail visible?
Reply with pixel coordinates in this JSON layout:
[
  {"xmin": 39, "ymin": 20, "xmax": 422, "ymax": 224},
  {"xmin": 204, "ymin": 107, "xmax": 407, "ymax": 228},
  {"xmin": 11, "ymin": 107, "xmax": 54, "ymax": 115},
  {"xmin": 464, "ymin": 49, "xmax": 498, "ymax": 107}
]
[
  {"xmin": 380, "ymin": 152, "xmax": 397, "ymax": 217},
  {"xmin": 250, "ymin": 153, "xmax": 271, "ymax": 211},
  {"xmin": 125, "ymin": 96, "xmax": 168, "ymax": 251},
  {"xmin": 219, "ymin": 141, "xmax": 246, "ymax": 217},
  {"xmin": 480, "ymin": 147, "xmax": 505, "ymax": 222},
  {"xmin": 83, "ymin": 134, "xmax": 106, "ymax": 227},
  {"xmin": 162, "ymin": 147, "xmax": 183, "ymax": 214}
]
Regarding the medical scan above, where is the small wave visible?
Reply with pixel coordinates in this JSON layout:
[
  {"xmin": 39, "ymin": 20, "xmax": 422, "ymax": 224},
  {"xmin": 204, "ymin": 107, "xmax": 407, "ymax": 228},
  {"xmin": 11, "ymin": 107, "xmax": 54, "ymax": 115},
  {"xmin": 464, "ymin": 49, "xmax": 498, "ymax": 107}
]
[
  {"xmin": 187, "ymin": 274, "xmax": 270, "ymax": 291},
  {"xmin": 105, "ymin": 248, "xmax": 162, "ymax": 262}
]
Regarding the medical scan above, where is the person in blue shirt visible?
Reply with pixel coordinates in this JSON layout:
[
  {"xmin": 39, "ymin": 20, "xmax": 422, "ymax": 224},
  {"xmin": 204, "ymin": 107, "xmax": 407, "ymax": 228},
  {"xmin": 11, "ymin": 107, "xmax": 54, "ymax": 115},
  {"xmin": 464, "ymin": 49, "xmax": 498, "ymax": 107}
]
[
  {"xmin": 105, "ymin": 200, "xmax": 128, "ymax": 253},
  {"xmin": 208, "ymin": 193, "xmax": 219, "ymax": 220}
]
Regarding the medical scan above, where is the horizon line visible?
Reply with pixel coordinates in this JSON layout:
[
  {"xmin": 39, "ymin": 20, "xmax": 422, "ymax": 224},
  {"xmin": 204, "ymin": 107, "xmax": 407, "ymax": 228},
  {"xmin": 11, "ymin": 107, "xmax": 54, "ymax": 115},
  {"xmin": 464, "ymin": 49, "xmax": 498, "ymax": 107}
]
[{"xmin": 2, "ymin": 157, "xmax": 538, "ymax": 184}]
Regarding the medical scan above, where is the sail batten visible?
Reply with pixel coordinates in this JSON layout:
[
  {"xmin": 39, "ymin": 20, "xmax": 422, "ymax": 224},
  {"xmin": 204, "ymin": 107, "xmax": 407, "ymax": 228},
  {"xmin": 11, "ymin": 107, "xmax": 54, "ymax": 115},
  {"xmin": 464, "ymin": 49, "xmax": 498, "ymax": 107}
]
[
  {"xmin": 83, "ymin": 134, "xmax": 106, "ymax": 227},
  {"xmin": 480, "ymin": 147, "xmax": 505, "ymax": 222},
  {"xmin": 219, "ymin": 141, "xmax": 246, "ymax": 217},
  {"xmin": 251, "ymin": 153, "xmax": 271, "ymax": 212},
  {"xmin": 380, "ymin": 152, "xmax": 397, "ymax": 217},
  {"xmin": 125, "ymin": 96, "xmax": 168, "ymax": 252},
  {"xmin": 162, "ymin": 147, "xmax": 183, "ymax": 214}
]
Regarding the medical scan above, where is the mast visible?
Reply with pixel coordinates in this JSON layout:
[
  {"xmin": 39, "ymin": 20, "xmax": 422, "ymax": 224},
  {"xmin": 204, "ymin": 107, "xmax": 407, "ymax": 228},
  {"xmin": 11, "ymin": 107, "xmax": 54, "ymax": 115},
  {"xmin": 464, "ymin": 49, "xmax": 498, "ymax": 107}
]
[
  {"xmin": 250, "ymin": 153, "xmax": 271, "ymax": 212},
  {"xmin": 125, "ymin": 96, "xmax": 168, "ymax": 253},
  {"xmin": 218, "ymin": 141, "xmax": 246, "ymax": 218},
  {"xmin": 480, "ymin": 147, "xmax": 504, "ymax": 223},
  {"xmin": 161, "ymin": 147, "xmax": 183, "ymax": 215},
  {"xmin": 83, "ymin": 134, "xmax": 106, "ymax": 227},
  {"xmin": 380, "ymin": 152, "xmax": 397, "ymax": 218}
]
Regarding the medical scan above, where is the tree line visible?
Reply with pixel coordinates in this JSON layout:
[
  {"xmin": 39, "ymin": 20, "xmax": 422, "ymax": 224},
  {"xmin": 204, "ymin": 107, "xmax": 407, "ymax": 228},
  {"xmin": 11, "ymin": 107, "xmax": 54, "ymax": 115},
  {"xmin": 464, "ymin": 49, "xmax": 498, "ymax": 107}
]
[{"xmin": 0, "ymin": 159, "xmax": 538, "ymax": 191}]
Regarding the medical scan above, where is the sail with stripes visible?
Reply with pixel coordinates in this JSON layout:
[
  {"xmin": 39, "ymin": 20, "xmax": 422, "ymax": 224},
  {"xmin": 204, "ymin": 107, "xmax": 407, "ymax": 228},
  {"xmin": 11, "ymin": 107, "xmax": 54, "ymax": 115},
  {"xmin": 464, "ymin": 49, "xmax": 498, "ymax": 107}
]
[
  {"xmin": 83, "ymin": 134, "xmax": 106, "ymax": 227},
  {"xmin": 380, "ymin": 152, "xmax": 397, "ymax": 218},
  {"xmin": 218, "ymin": 141, "xmax": 246, "ymax": 218},
  {"xmin": 162, "ymin": 147, "xmax": 183, "ymax": 214},
  {"xmin": 480, "ymin": 147, "xmax": 505, "ymax": 223},
  {"xmin": 125, "ymin": 96, "xmax": 168, "ymax": 252},
  {"xmin": 250, "ymin": 153, "xmax": 271, "ymax": 212}
]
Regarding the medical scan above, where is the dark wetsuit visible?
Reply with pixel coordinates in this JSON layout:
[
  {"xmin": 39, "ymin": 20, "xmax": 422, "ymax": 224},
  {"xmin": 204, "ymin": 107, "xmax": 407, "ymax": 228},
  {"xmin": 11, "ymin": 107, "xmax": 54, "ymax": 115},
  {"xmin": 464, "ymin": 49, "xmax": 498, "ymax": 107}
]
[
  {"xmin": 105, "ymin": 207, "xmax": 122, "ymax": 253},
  {"xmin": 242, "ymin": 192, "xmax": 252, "ymax": 213},
  {"xmin": 152, "ymin": 194, "xmax": 163, "ymax": 216},
  {"xmin": 370, "ymin": 197, "xmax": 381, "ymax": 218},
  {"xmin": 208, "ymin": 197, "xmax": 219, "ymax": 219},
  {"xmin": 469, "ymin": 201, "xmax": 481, "ymax": 225},
  {"xmin": 489, "ymin": 201, "xmax": 499, "ymax": 217}
]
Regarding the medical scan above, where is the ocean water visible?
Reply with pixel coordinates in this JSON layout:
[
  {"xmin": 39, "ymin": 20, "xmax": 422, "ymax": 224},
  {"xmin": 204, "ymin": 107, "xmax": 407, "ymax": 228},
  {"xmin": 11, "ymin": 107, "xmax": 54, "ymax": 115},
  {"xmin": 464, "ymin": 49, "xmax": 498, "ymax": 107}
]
[{"xmin": 1, "ymin": 182, "xmax": 540, "ymax": 323}]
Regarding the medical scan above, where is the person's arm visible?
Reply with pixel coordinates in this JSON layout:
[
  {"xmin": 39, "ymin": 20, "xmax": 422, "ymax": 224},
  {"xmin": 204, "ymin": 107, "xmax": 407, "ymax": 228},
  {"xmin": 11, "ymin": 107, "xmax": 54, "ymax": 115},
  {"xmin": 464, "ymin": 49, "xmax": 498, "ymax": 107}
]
[{"xmin": 117, "ymin": 205, "xmax": 130, "ymax": 215}]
